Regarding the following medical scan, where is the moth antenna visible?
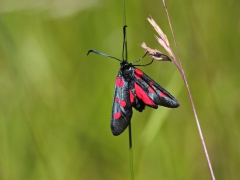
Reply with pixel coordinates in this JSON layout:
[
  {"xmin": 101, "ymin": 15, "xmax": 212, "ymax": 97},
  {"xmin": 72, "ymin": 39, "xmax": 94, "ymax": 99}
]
[
  {"xmin": 122, "ymin": 25, "xmax": 128, "ymax": 60},
  {"xmin": 87, "ymin": 50, "xmax": 121, "ymax": 62}
]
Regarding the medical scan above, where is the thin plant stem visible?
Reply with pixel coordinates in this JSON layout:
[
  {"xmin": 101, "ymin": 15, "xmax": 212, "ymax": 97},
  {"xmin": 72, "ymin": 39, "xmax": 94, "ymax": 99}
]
[
  {"xmin": 162, "ymin": 0, "xmax": 216, "ymax": 179},
  {"xmin": 122, "ymin": 0, "xmax": 134, "ymax": 179},
  {"xmin": 128, "ymin": 122, "xmax": 134, "ymax": 180}
]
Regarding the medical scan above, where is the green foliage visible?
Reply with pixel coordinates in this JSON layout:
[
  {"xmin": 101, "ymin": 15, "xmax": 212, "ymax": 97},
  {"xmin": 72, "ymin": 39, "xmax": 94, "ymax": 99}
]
[{"xmin": 0, "ymin": 0, "xmax": 240, "ymax": 179}]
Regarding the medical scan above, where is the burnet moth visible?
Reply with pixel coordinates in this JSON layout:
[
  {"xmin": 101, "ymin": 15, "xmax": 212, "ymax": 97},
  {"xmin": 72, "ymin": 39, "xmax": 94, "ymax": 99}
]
[{"xmin": 88, "ymin": 26, "xmax": 179, "ymax": 136}]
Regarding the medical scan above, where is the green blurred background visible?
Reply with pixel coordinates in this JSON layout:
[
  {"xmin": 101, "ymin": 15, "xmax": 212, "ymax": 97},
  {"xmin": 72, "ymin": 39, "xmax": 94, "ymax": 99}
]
[{"xmin": 0, "ymin": 0, "xmax": 240, "ymax": 179}]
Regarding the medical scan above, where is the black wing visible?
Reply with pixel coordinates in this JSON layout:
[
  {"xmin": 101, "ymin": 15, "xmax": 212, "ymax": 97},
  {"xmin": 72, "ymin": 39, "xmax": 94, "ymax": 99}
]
[
  {"xmin": 111, "ymin": 75, "xmax": 133, "ymax": 136},
  {"xmin": 133, "ymin": 68, "xmax": 180, "ymax": 108}
]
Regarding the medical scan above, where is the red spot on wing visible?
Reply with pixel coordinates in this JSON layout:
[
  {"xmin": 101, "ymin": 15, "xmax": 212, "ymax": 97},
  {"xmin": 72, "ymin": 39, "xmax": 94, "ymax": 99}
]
[
  {"xmin": 134, "ymin": 82, "xmax": 155, "ymax": 105},
  {"xmin": 135, "ymin": 74, "xmax": 141, "ymax": 79},
  {"xmin": 115, "ymin": 97, "xmax": 119, "ymax": 102},
  {"xmin": 116, "ymin": 77, "xmax": 124, "ymax": 87},
  {"xmin": 149, "ymin": 81, "xmax": 153, "ymax": 86},
  {"xmin": 160, "ymin": 91, "xmax": 167, "ymax": 97},
  {"xmin": 149, "ymin": 87, "xmax": 154, "ymax": 93},
  {"xmin": 134, "ymin": 69, "xmax": 144, "ymax": 79},
  {"xmin": 120, "ymin": 100, "xmax": 126, "ymax": 107},
  {"xmin": 129, "ymin": 90, "xmax": 134, "ymax": 103},
  {"xmin": 114, "ymin": 112, "xmax": 121, "ymax": 120},
  {"xmin": 135, "ymin": 69, "xmax": 144, "ymax": 75}
]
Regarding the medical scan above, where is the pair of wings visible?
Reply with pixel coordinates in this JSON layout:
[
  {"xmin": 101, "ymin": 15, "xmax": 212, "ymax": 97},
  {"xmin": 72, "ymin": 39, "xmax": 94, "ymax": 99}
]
[{"xmin": 111, "ymin": 67, "xmax": 179, "ymax": 136}]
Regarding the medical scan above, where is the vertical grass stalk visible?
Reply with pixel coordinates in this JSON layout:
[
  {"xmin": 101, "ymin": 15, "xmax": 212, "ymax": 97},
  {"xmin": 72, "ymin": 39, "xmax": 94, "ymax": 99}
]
[
  {"xmin": 121, "ymin": 1, "xmax": 134, "ymax": 179},
  {"xmin": 162, "ymin": 1, "xmax": 216, "ymax": 179}
]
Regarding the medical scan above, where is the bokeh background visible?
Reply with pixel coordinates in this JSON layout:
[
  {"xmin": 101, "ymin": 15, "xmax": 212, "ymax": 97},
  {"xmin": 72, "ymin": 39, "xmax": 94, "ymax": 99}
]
[{"xmin": 0, "ymin": 0, "xmax": 240, "ymax": 179}]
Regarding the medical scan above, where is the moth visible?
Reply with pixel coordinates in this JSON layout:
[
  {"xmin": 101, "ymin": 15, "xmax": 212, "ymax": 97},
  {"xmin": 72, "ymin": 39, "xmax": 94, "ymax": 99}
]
[
  {"xmin": 88, "ymin": 25, "xmax": 179, "ymax": 135},
  {"xmin": 87, "ymin": 49, "xmax": 179, "ymax": 135}
]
